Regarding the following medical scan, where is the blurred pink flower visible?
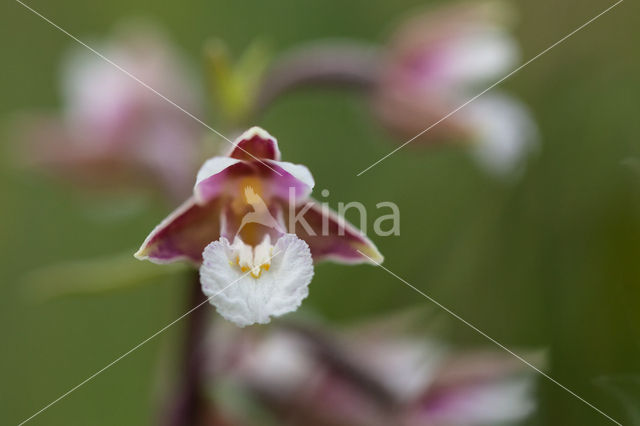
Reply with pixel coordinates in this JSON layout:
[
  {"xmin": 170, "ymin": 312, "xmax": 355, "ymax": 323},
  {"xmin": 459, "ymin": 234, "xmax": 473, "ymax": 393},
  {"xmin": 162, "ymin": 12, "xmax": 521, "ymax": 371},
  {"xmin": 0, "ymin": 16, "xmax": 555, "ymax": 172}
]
[
  {"xmin": 136, "ymin": 127, "xmax": 382, "ymax": 326},
  {"xmin": 373, "ymin": 2, "xmax": 537, "ymax": 174},
  {"xmin": 17, "ymin": 24, "xmax": 204, "ymax": 198},
  {"xmin": 206, "ymin": 321, "xmax": 536, "ymax": 426}
]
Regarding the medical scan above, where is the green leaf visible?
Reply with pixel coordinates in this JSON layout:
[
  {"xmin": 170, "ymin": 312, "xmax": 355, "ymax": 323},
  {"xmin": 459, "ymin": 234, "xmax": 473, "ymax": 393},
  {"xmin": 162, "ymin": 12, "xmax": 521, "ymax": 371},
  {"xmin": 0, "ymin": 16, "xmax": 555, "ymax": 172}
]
[{"xmin": 22, "ymin": 251, "xmax": 189, "ymax": 301}]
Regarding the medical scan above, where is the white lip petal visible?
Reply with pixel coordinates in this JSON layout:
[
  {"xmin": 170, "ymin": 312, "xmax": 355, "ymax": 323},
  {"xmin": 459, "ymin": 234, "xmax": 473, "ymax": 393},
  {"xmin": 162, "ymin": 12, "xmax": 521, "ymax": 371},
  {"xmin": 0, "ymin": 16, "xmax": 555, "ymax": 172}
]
[{"xmin": 200, "ymin": 234, "xmax": 314, "ymax": 327}]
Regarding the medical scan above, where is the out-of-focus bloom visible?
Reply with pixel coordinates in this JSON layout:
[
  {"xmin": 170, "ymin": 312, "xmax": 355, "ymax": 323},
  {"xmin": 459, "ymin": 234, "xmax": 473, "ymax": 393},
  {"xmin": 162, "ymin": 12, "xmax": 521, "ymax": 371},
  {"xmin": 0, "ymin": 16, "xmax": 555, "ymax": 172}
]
[
  {"xmin": 373, "ymin": 1, "xmax": 537, "ymax": 174},
  {"xmin": 17, "ymin": 24, "xmax": 203, "ymax": 198},
  {"xmin": 206, "ymin": 321, "xmax": 536, "ymax": 426},
  {"xmin": 136, "ymin": 127, "xmax": 382, "ymax": 326}
]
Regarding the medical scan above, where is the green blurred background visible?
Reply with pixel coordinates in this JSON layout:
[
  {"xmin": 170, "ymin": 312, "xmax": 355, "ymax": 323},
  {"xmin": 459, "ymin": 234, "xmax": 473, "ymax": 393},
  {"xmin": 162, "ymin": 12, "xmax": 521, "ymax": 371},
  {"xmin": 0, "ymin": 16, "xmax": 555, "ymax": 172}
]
[{"xmin": 2, "ymin": 0, "xmax": 639, "ymax": 424}]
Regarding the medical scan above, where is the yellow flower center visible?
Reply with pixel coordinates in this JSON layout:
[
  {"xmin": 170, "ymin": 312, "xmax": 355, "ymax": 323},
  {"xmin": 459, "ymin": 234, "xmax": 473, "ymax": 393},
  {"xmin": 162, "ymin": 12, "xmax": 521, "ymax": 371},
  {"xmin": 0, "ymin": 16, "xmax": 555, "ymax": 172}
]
[{"xmin": 228, "ymin": 237, "xmax": 273, "ymax": 279}]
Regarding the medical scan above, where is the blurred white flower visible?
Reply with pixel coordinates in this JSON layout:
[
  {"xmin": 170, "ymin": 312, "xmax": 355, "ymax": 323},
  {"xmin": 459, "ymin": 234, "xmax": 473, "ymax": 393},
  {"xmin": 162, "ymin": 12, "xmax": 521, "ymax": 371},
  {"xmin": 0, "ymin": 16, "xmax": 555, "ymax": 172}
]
[
  {"xmin": 206, "ymin": 320, "xmax": 537, "ymax": 426},
  {"xmin": 373, "ymin": 1, "xmax": 537, "ymax": 175},
  {"xmin": 465, "ymin": 94, "xmax": 537, "ymax": 176},
  {"xmin": 18, "ymin": 23, "xmax": 204, "ymax": 198}
]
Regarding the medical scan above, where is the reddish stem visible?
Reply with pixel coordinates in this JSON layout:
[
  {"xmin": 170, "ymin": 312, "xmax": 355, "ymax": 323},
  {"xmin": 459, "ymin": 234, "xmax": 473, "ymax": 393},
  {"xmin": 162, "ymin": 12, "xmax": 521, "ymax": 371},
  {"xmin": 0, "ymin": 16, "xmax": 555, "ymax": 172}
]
[{"xmin": 162, "ymin": 271, "xmax": 210, "ymax": 426}]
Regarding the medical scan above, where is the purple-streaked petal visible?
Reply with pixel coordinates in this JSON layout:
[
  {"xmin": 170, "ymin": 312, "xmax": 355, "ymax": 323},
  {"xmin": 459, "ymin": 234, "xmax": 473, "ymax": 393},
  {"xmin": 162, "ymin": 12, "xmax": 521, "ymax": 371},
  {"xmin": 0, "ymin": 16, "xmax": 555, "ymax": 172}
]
[
  {"xmin": 135, "ymin": 197, "xmax": 222, "ymax": 264},
  {"xmin": 194, "ymin": 157, "xmax": 314, "ymax": 205},
  {"xmin": 194, "ymin": 156, "xmax": 246, "ymax": 203},
  {"xmin": 268, "ymin": 160, "xmax": 315, "ymax": 200},
  {"xmin": 229, "ymin": 126, "xmax": 281, "ymax": 161},
  {"xmin": 286, "ymin": 199, "xmax": 383, "ymax": 264}
]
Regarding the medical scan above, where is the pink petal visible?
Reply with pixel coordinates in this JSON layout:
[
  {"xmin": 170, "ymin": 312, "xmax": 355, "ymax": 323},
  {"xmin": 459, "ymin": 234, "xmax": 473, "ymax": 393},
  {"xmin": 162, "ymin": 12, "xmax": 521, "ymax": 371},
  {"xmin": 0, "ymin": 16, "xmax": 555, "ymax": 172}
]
[
  {"xmin": 16, "ymin": 115, "xmax": 141, "ymax": 185},
  {"xmin": 267, "ymin": 159, "xmax": 315, "ymax": 201},
  {"xmin": 194, "ymin": 157, "xmax": 314, "ymax": 205},
  {"xmin": 409, "ymin": 379, "xmax": 534, "ymax": 425},
  {"xmin": 286, "ymin": 199, "xmax": 383, "ymax": 264},
  {"xmin": 135, "ymin": 197, "xmax": 223, "ymax": 264},
  {"xmin": 406, "ymin": 352, "xmax": 536, "ymax": 425},
  {"xmin": 195, "ymin": 128, "xmax": 313, "ymax": 204},
  {"xmin": 228, "ymin": 127, "xmax": 281, "ymax": 161},
  {"xmin": 194, "ymin": 157, "xmax": 247, "ymax": 203}
]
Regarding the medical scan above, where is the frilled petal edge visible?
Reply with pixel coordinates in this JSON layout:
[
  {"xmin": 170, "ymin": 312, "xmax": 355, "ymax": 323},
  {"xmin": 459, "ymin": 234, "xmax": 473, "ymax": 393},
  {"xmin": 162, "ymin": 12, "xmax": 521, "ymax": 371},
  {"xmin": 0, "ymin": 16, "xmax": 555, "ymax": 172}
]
[{"xmin": 200, "ymin": 234, "xmax": 314, "ymax": 327}]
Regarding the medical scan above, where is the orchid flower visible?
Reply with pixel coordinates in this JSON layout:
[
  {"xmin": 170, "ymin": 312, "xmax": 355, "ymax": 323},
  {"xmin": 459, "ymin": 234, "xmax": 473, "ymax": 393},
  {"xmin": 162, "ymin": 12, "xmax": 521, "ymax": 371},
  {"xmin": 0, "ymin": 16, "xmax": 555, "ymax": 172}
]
[
  {"xmin": 17, "ymin": 24, "xmax": 203, "ymax": 198},
  {"xmin": 372, "ymin": 1, "xmax": 537, "ymax": 175},
  {"xmin": 135, "ymin": 127, "xmax": 383, "ymax": 326},
  {"xmin": 205, "ymin": 321, "xmax": 536, "ymax": 426},
  {"xmin": 251, "ymin": 2, "xmax": 536, "ymax": 175}
]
